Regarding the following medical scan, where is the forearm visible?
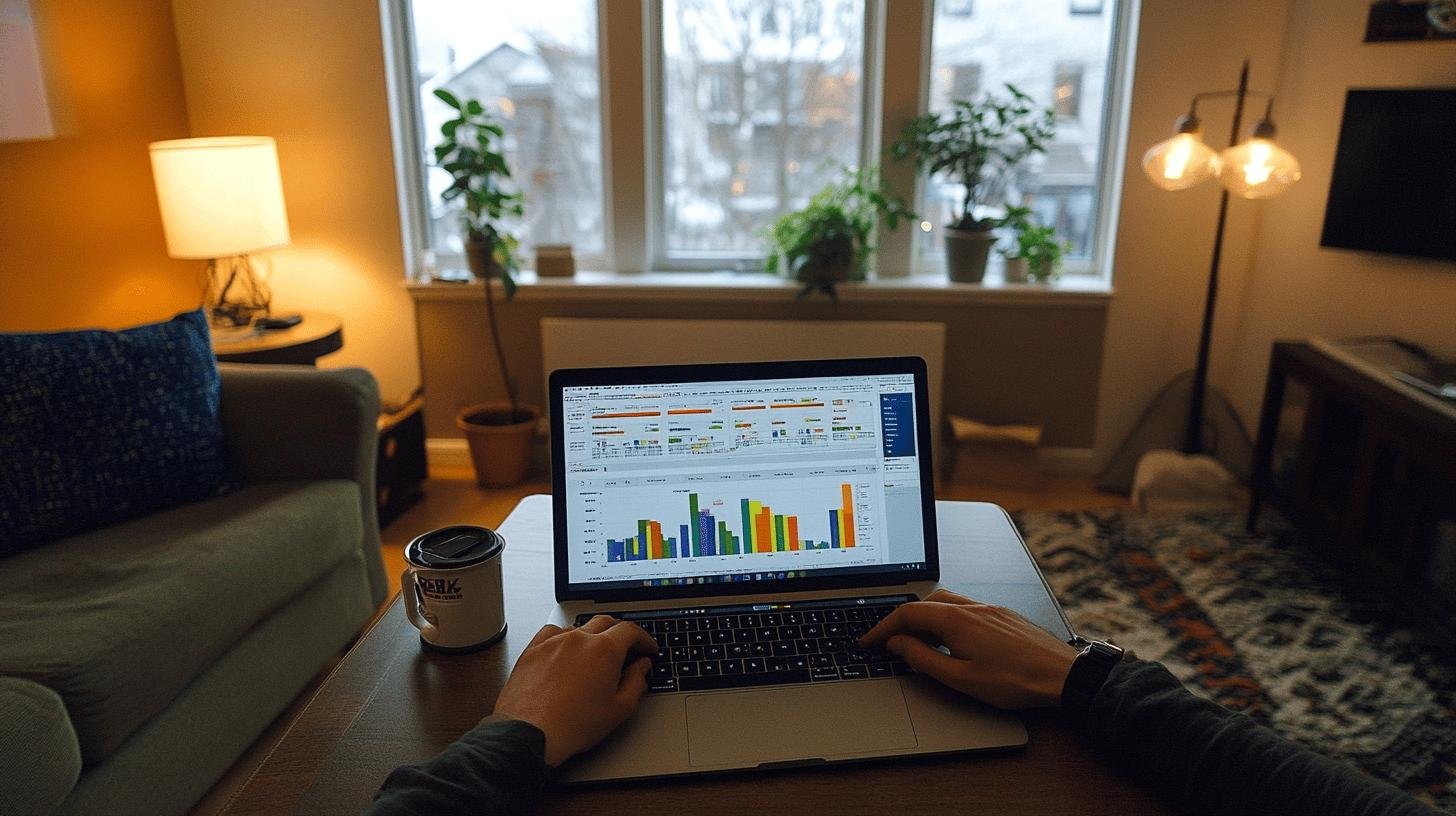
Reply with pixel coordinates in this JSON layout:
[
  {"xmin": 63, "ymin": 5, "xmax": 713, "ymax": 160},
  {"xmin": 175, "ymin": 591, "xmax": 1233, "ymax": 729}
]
[
  {"xmin": 363, "ymin": 716, "xmax": 551, "ymax": 816},
  {"xmin": 1082, "ymin": 661, "xmax": 1433, "ymax": 816}
]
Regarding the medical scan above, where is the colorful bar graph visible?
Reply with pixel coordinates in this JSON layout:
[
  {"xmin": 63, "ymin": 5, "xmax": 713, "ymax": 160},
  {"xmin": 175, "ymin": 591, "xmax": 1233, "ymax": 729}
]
[{"xmin": 606, "ymin": 484, "xmax": 857, "ymax": 561}]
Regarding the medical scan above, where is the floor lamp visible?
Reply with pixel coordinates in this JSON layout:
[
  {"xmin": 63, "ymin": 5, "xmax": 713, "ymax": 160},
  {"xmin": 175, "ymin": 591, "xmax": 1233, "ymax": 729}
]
[{"xmin": 1141, "ymin": 60, "xmax": 1302, "ymax": 454}]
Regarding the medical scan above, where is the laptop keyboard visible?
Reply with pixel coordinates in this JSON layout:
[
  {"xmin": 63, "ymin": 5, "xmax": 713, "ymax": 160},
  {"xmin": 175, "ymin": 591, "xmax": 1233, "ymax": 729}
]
[{"xmin": 576, "ymin": 594, "xmax": 914, "ymax": 694}]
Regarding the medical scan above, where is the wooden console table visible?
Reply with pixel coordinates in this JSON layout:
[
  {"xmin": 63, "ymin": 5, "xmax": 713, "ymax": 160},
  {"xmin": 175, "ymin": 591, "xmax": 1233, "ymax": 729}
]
[{"xmin": 1248, "ymin": 340, "xmax": 1456, "ymax": 636}]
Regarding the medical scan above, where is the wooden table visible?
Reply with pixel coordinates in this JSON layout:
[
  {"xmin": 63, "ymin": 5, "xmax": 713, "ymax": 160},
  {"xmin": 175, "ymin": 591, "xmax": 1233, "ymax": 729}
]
[
  {"xmin": 212, "ymin": 310, "xmax": 343, "ymax": 365},
  {"xmin": 221, "ymin": 496, "xmax": 1170, "ymax": 815}
]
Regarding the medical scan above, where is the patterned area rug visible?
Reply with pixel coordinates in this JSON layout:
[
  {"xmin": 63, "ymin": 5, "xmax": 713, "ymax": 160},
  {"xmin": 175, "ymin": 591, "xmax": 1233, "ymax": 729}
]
[{"xmin": 1013, "ymin": 510, "xmax": 1456, "ymax": 813}]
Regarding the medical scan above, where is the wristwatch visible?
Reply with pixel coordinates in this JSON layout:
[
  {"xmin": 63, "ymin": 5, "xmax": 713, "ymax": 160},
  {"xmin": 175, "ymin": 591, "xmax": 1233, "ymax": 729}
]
[{"xmin": 1061, "ymin": 639, "xmax": 1125, "ymax": 725}]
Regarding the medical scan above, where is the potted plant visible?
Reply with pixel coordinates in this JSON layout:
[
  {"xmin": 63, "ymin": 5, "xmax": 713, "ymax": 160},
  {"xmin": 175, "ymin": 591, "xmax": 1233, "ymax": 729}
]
[
  {"xmin": 764, "ymin": 167, "xmax": 914, "ymax": 298},
  {"xmin": 433, "ymin": 89, "xmax": 537, "ymax": 487},
  {"xmin": 893, "ymin": 84, "xmax": 1056, "ymax": 283},
  {"xmin": 998, "ymin": 206, "xmax": 1070, "ymax": 283}
]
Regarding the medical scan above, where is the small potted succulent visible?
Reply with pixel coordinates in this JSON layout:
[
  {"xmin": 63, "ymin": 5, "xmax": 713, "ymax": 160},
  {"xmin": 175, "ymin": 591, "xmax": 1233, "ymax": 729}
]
[
  {"xmin": 764, "ymin": 167, "xmax": 914, "ymax": 298},
  {"xmin": 433, "ymin": 89, "xmax": 537, "ymax": 487},
  {"xmin": 998, "ymin": 206, "xmax": 1070, "ymax": 284},
  {"xmin": 893, "ymin": 84, "xmax": 1056, "ymax": 283}
]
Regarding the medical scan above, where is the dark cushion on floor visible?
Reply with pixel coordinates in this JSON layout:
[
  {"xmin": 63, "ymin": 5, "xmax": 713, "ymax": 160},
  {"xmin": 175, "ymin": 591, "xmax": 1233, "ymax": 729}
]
[
  {"xmin": 0, "ymin": 309, "xmax": 231, "ymax": 552},
  {"xmin": 0, "ymin": 480, "xmax": 362, "ymax": 764}
]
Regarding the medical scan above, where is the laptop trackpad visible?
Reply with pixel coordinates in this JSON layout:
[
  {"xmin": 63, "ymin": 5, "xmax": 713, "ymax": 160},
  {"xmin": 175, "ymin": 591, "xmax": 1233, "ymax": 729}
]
[{"xmin": 685, "ymin": 680, "xmax": 917, "ymax": 768}]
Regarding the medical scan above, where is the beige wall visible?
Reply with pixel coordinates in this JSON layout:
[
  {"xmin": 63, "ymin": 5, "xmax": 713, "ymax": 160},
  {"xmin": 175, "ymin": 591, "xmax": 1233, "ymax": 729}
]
[
  {"xmin": 415, "ymin": 290, "xmax": 1109, "ymax": 448},
  {"xmin": 169, "ymin": 0, "xmax": 421, "ymax": 401},
  {"xmin": 0, "ymin": 0, "xmax": 197, "ymax": 331},
  {"xmin": 1093, "ymin": 0, "xmax": 1294, "ymax": 464},
  {"xmin": 1222, "ymin": 0, "xmax": 1456, "ymax": 424}
]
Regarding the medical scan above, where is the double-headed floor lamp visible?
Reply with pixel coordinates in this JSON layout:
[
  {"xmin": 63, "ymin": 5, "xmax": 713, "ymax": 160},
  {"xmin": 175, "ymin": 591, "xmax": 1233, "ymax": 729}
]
[{"xmin": 1141, "ymin": 60, "xmax": 1301, "ymax": 455}]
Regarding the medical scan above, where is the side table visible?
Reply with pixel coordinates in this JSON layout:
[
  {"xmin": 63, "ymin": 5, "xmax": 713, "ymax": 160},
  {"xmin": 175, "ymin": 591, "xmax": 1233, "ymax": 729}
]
[{"xmin": 212, "ymin": 311, "xmax": 343, "ymax": 365}]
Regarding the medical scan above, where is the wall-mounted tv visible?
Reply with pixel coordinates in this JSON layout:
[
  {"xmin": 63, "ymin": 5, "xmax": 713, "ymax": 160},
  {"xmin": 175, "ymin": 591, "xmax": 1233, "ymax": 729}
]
[{"xmin": 1321, "ymin": 88, "xmax": 1456, "ymax": 262}]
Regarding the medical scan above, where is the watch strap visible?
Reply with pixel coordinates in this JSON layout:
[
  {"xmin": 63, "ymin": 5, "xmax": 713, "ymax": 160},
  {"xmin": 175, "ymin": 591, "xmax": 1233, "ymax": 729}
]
[{"xmin": 1061, "ymin": 640, "xmax": 1124, "ymax": 726}]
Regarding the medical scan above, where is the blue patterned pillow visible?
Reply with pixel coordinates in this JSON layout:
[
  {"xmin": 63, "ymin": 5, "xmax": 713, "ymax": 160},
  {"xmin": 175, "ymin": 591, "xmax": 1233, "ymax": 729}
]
[{"xmin": 0, "ymin": 309, "xmax": 231, "ymax": 551}]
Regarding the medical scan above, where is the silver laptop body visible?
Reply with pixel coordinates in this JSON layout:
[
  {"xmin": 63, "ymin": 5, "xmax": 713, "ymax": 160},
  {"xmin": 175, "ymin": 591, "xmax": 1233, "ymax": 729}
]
[{"xmin": 546, "ymin": 357, "xmax": 1028, "ymax": 782}]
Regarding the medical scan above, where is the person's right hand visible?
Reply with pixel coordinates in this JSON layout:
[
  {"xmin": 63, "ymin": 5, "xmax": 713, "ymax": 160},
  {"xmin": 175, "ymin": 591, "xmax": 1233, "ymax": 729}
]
[{"xmin": 858, "ymin": 588, "xmax": 1079, "ymax": 710}]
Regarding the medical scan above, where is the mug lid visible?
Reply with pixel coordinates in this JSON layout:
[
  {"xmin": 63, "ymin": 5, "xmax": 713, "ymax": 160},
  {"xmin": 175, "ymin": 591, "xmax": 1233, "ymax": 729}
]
[{"xmin": 406, "ymin": 525, "xmax": 503, "ymax": 568}]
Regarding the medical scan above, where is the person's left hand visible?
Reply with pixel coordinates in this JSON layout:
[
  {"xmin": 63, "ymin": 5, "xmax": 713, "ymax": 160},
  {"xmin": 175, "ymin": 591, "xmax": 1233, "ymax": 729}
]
[{"xmin": 492, "ymin": 616, "xmax": 658, "ymax": 766}]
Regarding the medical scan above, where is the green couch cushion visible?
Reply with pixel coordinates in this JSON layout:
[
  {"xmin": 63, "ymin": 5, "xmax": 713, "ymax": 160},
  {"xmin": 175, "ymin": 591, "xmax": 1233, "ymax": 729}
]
[
  {"xmin": 0, "ymin": 480, "xmax": 362, "ymax": 765},
  {"xmin": 0, "ymin": 677, "xmax": 82, "ymax": 816}
]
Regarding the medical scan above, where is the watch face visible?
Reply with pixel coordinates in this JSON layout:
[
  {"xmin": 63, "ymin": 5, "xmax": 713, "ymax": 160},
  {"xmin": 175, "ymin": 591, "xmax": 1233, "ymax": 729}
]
[{"xmin": 1088, "ymin": 640, "xmax": 1125, "ymax": 659}]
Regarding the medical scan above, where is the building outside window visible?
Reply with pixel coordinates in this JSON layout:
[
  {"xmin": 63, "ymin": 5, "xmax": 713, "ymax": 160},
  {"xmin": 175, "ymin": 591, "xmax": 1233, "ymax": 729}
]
[
  {"xmin": 657, "ymin": 0, "xmax": 866, "ymax": 261},
  {"xmin": 406, "ymin": 1, "xmax": 605, "ymax": 270},
  {"xmin": 919, "ymin": 0, "xmax": 1118, "ymax": 270},
  {"xmin": 389, "ymin": 0, "xmax": 1128, "ymax": 282}
]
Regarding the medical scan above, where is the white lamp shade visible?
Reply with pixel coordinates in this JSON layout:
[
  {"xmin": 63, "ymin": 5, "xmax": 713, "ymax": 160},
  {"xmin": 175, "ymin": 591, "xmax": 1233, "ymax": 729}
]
[
  {"xmin": 0, "ymin": 0, "xmax": 55, "ymax": 141},
  {"xmin": 149, "ymin": 136, "xmax": 291, "ymax": 259}
]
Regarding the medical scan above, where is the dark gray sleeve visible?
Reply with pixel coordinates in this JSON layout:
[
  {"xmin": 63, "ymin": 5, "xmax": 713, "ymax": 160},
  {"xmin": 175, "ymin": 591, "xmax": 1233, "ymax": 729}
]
[
  {"xmin": 362, "ymin": 716, "xmax": 551, "ymax": 816},
  {"xmin": 1083, "ymin": 661, "xmax": 1435, "ymax": 816}
]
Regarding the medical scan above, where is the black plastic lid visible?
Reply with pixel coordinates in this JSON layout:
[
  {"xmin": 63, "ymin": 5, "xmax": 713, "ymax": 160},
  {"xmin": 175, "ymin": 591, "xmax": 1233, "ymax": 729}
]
[{"xmin": 406, "ymin": 525, "xmax": 504, "ymax": 569}]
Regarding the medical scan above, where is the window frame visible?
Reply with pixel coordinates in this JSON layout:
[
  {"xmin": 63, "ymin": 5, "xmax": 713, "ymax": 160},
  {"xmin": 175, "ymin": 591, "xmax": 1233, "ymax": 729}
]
[
  {"xmin": 381, "ymin": 0, "xmax": 614, "ymax": 279},
  {"xmin": 383, "ymin": 0, "xmax": 1137, "ymax": 286}
]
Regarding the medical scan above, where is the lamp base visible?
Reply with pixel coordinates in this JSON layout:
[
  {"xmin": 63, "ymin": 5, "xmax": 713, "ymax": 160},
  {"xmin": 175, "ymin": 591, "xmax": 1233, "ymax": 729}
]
[{"xmin": 204, "ymin": 255, "xmax": 271, "ymax": 328}]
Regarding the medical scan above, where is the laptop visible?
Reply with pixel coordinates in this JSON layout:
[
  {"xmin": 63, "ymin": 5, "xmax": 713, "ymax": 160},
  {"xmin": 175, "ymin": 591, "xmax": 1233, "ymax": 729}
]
[{"xmin": 546, "ymin": 356, "xmax": 1028, "ymax": 782}]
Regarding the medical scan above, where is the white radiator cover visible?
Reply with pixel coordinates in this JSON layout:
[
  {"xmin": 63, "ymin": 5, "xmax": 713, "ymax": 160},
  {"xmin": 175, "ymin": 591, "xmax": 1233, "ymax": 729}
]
[{"xmin": 540, "ymin": 317, "xmax": 947, "ymax": 459}]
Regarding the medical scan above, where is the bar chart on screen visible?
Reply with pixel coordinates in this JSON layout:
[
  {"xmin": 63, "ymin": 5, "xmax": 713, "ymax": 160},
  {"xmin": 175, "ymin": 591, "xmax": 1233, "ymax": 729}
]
[{"xmin": 572, "ymin": 477, "xmax": 884, "ymax": 580}]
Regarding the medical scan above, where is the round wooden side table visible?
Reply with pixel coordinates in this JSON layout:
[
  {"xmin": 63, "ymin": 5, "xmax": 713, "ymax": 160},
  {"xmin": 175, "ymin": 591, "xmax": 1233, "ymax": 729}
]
[{"xmin": 212, "ymin": 311, "xmax": 343, "ymax": 365}]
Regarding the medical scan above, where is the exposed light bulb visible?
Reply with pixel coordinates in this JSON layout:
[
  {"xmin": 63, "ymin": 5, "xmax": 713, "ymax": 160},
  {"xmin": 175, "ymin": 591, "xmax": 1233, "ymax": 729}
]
[
  {"xmin": 1142, "ymin": 130, "xmax": 1219, "ymax": 191},
  {"xmin": 1217, "ymin": 136, "xmax": 1300, "ymax": 199}
]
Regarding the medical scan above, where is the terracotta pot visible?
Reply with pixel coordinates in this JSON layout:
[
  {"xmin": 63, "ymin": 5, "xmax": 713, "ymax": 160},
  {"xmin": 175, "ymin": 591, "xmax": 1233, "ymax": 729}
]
[
  {"xmin": 943, "ymin": 227, "xmax": 997, "ymax": 283},
  {"xmin": 1004, "ymin": 256, "xmax": 1031, "ymax": 283},
  {"xmin": 464, "ymin": 238, "xmax": 503, "ymax": 281},
  {"xmin": 455, "ymin": 403, "xmax": 540, "ymax": 488}
]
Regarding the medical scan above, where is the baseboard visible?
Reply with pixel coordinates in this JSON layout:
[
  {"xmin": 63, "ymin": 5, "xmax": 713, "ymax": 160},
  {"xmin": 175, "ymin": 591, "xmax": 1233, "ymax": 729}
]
[
  {"xmin": 1038, "ymin": 447, "xmax": 1099, "ymax": 476},
  {"xmin": 427, "ymin": 438, "xmax": 471, "ymax": 469},
  {"xmin": 430, "ymin": 437, "xmax": 1099, "ymax": 479}
]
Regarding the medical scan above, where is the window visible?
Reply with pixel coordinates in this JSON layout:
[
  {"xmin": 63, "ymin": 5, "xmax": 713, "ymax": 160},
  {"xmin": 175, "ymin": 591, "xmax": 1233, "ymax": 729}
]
[
  {"xmin": 1053, "ymin": 62, "xmax": 1083, "ymax": 119},
  {"xmin": 403, "ymin": 1, "xmax": 605, "ymax": 268},
  {"xmin": 919, "ymin": 0, "xmax": 1120, "ymax": 270},
  {"xmin": 657, "ymin": 0, "xmax": 867, "ymax": 260},
  {"xmin": 385, "ymin": 0, "xmax": 1131, "ymax": 282}
]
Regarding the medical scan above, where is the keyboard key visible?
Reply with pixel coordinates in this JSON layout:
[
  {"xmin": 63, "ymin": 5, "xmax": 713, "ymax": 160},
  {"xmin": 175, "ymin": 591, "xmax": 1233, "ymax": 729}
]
[
  {"xmin": 811, "ymin": 654, "xmax": 835, "ymax": 669},
  {"xmin": 711, "ymin": 630, "xmax": 733, "ymax": 644},
  {"xmin": 768, "ymin": 658, "xmax": 789, "ymax": 672},
  {"xmin": 689, "ymin": 646, "xmax": 705, "ymax": 661},
  {"xmin": 676, "ymin": 669, "xmax": 811, "ymax": 692},
  {"xmin": 839, "ymin": 665, "xmax": 869, "ymax": 680},
  {"xmin": 699, "ymin": 617, "xmax": 718, "ymax": 630},
  {"xmin": 727, "ymin": 643, "xmax": 749, "ymax": 658},
  {"xmin": 789, "ymin": 656, "xmax": 809, "ymax": 671},
  {"xmin": 701, "ymin": 660, "xmax": 722, "ymax": 676},
  {"xmin": 819, "ymin": 638, "xmax": 847, "ymax": 653},
  {"xmin": 706, "ymin": 645, "xmax": 725, "ymax": 660},
  {"xmin": 868, "ymin": 663, "xmax": 893, "ymax": 677},
  {"xmin": 734, "ymin": 629, "xmax": 756, "ymax": 643},
  {"xmin": 847, "ymin": 608, "xmax": 866, "ymax": 621},
  {"xmin": 744, "ymin": 658, "xmax": 766, "ymax": 673},
  {"xmin": 832, "ymin": 651, "xmax": 855, "ymax": 665},
  {"xmin": 794, "ymin": 639, "xmax": 817, "ymax": 654},
  {"xmin": 824, "ymin": 623, "xmax": 846, "ymax": 637},
  {"xmin": 661, "ymin": 620, "xmax": 677, "ymax": 632},
  {"xmin": 756, "ymin": 627, "xmax": 777, "ymax": 642},
  {"xmin": 721, "ymin": 659, "xmax": 744, "ymax": 675},
  {"xmin": 811, "ymin": 666, "xmax": 841, "ymax": 681},
  {"xmin": 762, "ymin": 613, "xmax": 782, "ymax": 626},
  {"xmin": 825, "ymin": 610, "xmax": 846, "ymax": 623},
  {"xmin": 653, "ymin": 635, "xmax": 667, "ymax": 649},
  {"xmin": 783, "ymin": 612, "xmax": 803, "ymax": 625},
  {"xmin": 690, "ymin": 632, "xmax": 709, "ymax": 645},
  {"xmin": 667, "ymin": 633, "xmax": 687, "ymax": 647},
  {"xmin": 651, "ymin": 663, "xmax": 673, "ymax": 679},
  {"xmin": 675, "ymin": 661, "xmax": 700, "ymax": 677},
  {"xmin": 802, "ymin": 624, "xmax": 823, "ymax": 638},
  {"xmin": 671, "ymin": 647, "xmax": 690, "ymax": 662},
  {"xmin": 649, "ymin": 677, "xmax": 678, "ymax": 693},
  {"xmin": 805, "ymin": 611, "xmax": 824, "ymax": 624},
  {"xmin": 740, "ymin": 614, "xmax": 761, "ymax": 627},
  {"xmin": 773, "ymin": 642, "xmax": 796, "ymax": 657},
  {"xmin": 679, "ymin": 618, "xmax": 698, "ymax": 632},
  {"xmin": 750, "ymin": 643, "xmax": 770, "ymax": 657},
  {"xmin": 717, "ymin": 615, "xmax": 739, "ymax": 629},
  {"xmin": 779, "ymin": 625, "xmax": 802, "ymax": 640}
]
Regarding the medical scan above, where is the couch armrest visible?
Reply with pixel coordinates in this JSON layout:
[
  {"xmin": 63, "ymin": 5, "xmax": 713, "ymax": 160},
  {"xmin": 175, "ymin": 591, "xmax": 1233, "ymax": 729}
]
[
  {"xmin": 0, "ymin": 678, "xmax": 81, "ymax": 816},
  {"xmin": 218, "ymin": 365, "xmax": 387, "ymax": 604}
]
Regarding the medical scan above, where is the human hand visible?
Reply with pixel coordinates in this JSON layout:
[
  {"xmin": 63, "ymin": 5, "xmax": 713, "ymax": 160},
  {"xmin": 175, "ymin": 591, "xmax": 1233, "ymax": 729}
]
[
  {"xmin": 858, "ymin": 589, "xmax": 1079, "ymax": 710},
  {"xmin": 492, "ymin": 616, "xmax": 657, "ymax": 766}
]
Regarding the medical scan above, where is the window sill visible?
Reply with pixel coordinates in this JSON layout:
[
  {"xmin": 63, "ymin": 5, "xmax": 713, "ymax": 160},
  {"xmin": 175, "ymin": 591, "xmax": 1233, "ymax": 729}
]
[{"xmin": 405, "ymin": 270, "xmax": 1113, "ymax": 308}]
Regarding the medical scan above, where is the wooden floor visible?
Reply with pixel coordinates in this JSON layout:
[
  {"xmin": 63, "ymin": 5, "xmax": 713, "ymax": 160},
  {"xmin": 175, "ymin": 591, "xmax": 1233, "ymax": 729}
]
[{"xmin": 191, "ymin": 466, "xmax": 1125, "ymax": 814}]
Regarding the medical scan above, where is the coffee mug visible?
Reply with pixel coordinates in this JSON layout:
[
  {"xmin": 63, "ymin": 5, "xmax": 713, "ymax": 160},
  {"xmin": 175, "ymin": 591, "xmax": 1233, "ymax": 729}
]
[{"xmin": 402, "ymin": 525, "xmax": 507, "ymax": 652}]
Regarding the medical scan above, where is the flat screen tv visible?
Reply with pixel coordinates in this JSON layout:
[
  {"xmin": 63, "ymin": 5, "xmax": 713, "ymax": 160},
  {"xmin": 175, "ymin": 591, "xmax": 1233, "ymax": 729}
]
[{"xmin": 1321, "ymin": 88, "xmax": 1456, "ymax": 262}]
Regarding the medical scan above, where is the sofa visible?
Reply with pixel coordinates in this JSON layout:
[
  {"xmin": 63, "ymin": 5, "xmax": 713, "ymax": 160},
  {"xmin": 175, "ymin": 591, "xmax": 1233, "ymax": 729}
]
[{"xmin": 0, "ymin": 365, "xmax": 388, "ymax": 816}]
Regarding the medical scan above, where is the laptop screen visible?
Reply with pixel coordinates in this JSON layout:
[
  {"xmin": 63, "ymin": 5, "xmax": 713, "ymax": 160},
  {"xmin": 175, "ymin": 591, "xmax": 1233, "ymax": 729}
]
[{"xmin": 551, "ymin": 358, "xmax": 938, "ymax": 600}]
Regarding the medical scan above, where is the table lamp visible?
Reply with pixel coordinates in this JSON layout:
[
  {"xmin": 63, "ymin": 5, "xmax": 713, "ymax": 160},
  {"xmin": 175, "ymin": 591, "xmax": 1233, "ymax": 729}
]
[
  {"xmin": 149, "ymin": 136, "xmax": 291, "ymax": 327},
  {"xmin": 0, "ymin": 0, "xmax": 55, "ymax": 142}
]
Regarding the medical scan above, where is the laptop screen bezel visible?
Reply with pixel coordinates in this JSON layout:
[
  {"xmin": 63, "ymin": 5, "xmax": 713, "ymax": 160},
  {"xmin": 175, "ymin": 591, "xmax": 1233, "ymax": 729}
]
[{"xmin": 549, "ymin": 356, "xmax": 940, "ymax": 602}]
